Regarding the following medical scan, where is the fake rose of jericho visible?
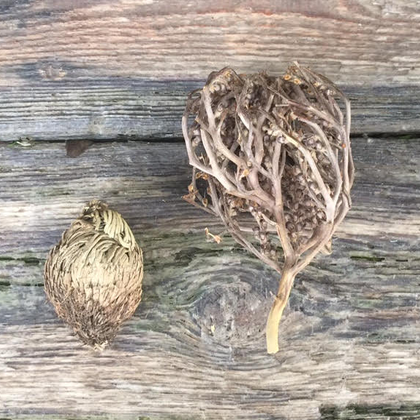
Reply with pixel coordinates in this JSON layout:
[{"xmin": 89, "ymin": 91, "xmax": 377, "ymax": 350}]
[{"xmin": 44, "ymin": 200, "xmax": 143, "ymax": 349}]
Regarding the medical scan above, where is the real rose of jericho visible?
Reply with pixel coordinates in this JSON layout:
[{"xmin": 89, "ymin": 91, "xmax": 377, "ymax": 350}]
[
  {"xmin": 182, "ymin": 63, "xmax": 354, "ymax": 354},
  {"xmin": 44, "ymin": 200, "xmax": 143, "ymax": 349}
]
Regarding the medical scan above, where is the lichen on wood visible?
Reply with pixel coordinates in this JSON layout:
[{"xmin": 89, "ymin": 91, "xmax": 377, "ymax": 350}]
[
  {"xmin": 44, "ymin": 200, "xmax": 143, "ymax": 348},
  {"xmin": 182, "ymin": 63, "xmax": 354, "ymax": 354}
]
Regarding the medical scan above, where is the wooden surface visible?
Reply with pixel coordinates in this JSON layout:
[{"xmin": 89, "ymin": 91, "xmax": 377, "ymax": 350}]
[
  {"xmin": 2, "ymin": 0, "xmax": 420, "ymax": 418},
  {"xmin": 0, "ymin": 0, "xmax": 420, "ymax": 140},
  {"xmin": 1, "ymin": 138, "xmax": 420, "ymax": 419}
]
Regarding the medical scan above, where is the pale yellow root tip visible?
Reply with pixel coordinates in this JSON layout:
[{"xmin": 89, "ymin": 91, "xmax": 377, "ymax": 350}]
[
  {"xmin": 265, "ymin": 270, "xmax": 296, "ymax": 355},
  {"xmin": 266, "ymin": 296, "xmax": 287, "ymax": 354}
]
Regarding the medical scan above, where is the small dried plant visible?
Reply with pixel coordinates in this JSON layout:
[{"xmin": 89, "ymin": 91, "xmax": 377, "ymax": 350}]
[
  {"xmin": 182, "ymin": 64, "xmax": 354, "ymax": 354},
  {"xmin": 45, "ymin": 200, "xmax": 143, "ymax": 349}
]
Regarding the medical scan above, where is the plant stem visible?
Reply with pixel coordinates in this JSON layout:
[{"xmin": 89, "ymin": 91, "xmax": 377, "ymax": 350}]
[{"xmin": 266, "ymin": 268, "xmax": 296, "ymax": 354}]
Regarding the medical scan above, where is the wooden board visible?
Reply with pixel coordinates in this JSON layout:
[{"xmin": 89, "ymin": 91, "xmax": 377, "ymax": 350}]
[
  {"xmin": 1, "ymin": 138, "xmax": 420, "ymax": 419},
  {"xmin": 0, "ymin": 0, "xmax": 420, "ymax": 141},
  {"xmin": 1, "ymin": 83, "xmax": 419, "ymax": 142}
]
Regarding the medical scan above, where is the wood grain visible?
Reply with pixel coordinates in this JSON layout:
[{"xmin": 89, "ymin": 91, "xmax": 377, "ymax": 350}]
[
  {"xmin": 1, "ymin": 0, "xmax": 419, "ymax": 82},
  {"xmin": 1, "ymin": 138, "xmax": 420, "ymax": 419},
  {"xmin": 0, "ymin": 83, "xmax": 419, "ymax": 142},
  {"xmin": 0, "ymin": 0, "xmax": 420, "ymax": 141}
]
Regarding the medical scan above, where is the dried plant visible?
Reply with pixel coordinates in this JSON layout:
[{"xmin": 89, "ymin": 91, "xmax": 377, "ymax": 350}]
[
  {"xmin": 45, "ymin": 200, "xmax": 143, "ymax": 349},
  {"xmin": 182, "ymin": 64, "xmax": 354, "ymax": 354}
]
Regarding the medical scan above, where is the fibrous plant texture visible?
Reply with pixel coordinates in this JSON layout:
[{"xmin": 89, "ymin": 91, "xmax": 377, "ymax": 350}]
[
  {"xmin": 45, "ymin": 200, "xmax": 143, "ymax": 349},
  {"xmin": 182, "ymin": 64, "xmax": 354, "ymax": 354}
]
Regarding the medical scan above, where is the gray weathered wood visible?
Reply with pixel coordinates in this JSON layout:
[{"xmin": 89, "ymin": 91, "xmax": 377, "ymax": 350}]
[
  {"xmin": 1, "ymin": 138, "xmax": 420, "ymax": 419},
  {"xmin": 1, "ymin": 84, "xmax": 419, "ymax": 141},
  {"xmin": 0, "ymin": 0, "xmax": 420, "ymax": 141}
]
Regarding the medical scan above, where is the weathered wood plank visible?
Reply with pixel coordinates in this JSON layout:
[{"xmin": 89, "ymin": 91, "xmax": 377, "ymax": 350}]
[
  {"xmin": 0, "ymin": 83, "xmax": 419, "ymax": 141},
  {"xmin": 0, "ymin": 138, "xmax": 420, "ymax": 419},
  {"xmin": 0, "ymin": 0, "xmax": 420, "ymax": 140},
  {"xmin": 1, "ymin": 137, "xmax": 419, "ymax": 260},
  {"xmin": 1, "ymin": 0, "xmax": 419, "ymax": 83}
]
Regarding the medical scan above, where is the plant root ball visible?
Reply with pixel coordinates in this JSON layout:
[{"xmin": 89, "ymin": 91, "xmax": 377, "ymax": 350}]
[{"xmin": 44, "ymin": 200, "xmax": 143, "ymax": 349}]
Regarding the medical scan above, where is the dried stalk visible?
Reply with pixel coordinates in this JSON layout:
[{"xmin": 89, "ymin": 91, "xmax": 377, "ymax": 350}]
[{"xmin": 182, "ymin": 63, "xmax": 354, "ymax": 354}]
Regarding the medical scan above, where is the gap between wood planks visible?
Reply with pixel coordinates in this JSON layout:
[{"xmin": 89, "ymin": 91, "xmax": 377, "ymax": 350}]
[{"xmin": 3, "ymin": 131, "xmax": 420, "ymax": 146}]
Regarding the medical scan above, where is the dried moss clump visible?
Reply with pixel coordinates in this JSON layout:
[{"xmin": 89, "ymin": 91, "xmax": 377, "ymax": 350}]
[
  {"xmin": 44, "ymin": 200, "xmax": 143, "ymax": 348},
  {"xmin": 182, "ymin": 63, "xmax": 354, "ymax": 354}
]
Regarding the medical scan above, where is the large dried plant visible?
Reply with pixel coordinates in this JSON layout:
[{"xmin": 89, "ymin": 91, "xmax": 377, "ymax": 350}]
[{"xmin": 182, "ymin": 64, "xmax": 354, "ymax": 354}]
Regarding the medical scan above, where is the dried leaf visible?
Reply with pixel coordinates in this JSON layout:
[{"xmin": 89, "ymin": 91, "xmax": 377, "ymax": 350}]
[{"xmin": 204, "ymin": 227, "xmax": 222, "ymax": 244}]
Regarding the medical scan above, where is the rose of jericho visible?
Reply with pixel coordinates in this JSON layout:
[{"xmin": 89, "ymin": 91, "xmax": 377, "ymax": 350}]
[{"xmin": 182, "ymin": 64, "xmax": 354, "ymax": 354}]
